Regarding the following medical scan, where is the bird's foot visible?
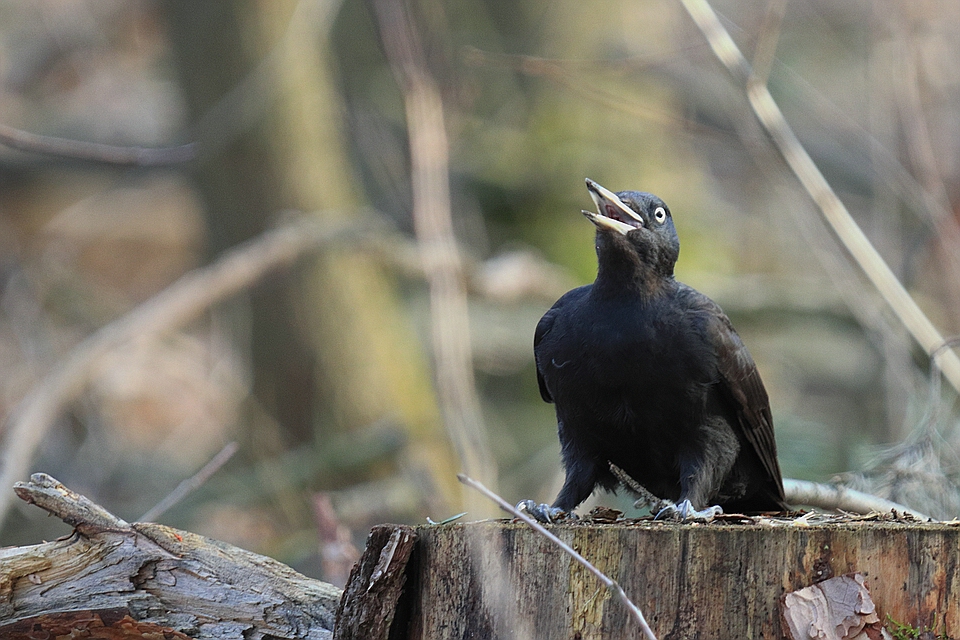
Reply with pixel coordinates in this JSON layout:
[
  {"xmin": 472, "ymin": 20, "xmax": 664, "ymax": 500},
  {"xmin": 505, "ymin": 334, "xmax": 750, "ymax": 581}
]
[
  {"xmin": 655, "ymin": 499, "xmax": 723, "ymax": 523},
  {"xmin": 516, "ymin": 500, "xmax": 574, "ymax": 523}
]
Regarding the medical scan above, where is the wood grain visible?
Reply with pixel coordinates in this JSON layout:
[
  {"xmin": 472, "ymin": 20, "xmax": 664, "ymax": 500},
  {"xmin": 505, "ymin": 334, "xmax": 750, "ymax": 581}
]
[
  {"xmin": 334, "ymin": 524, "xmax": 417, "ymax": 640},
  {"xmin": 1, "ymin": 473, "xmax": 341, "ymax": 640},
  {"xmin": 399, "ymin": 520, "xmax": 960, "ymax": 639}
]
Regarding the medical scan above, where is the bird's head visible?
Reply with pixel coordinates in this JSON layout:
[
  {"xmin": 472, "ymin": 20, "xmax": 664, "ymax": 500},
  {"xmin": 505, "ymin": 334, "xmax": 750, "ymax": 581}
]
[{"xmin": 583, "ymin": 178, "xmax": 680, "ymax": 281}]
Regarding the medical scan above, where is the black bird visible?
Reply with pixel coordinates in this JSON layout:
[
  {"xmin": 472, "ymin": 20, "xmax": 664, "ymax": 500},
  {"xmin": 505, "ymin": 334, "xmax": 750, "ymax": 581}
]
[{"xmin": 519, "ymin": 179, "xmax": 787, "ymax": 522}]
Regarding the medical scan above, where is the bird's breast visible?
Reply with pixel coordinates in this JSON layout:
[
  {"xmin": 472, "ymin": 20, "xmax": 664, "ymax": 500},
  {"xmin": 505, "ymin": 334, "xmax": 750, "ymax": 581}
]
[{"xmin": 537, "ymin": 297, "xmax": 716, "ymax": 423}]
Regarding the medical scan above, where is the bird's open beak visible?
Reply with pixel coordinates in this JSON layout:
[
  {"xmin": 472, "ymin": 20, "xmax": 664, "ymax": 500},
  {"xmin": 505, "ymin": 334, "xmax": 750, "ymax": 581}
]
[
  {"xmin": 583, "ymin": 178, "xmax": 644, "ymax": 235},
  {"xmin": 583, "ymin": 178, "xmax": 643, "ymax": 235}
]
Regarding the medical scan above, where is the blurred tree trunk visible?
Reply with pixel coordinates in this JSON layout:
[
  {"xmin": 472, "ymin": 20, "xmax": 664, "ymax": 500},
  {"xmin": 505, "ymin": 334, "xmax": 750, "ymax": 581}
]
[{"xmin": 163, "ymin": 0, "xmax": 458, "ymax": 512}]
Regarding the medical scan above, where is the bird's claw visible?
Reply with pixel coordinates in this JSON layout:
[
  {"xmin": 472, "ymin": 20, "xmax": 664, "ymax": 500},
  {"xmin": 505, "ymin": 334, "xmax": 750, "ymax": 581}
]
[
  {"xmin": 516, "ymin": 500, "xmax": 572, "ymax": 523},
  {"xmin": 655, "ymin": 499, "xmax": 722, "ymax": 522}
]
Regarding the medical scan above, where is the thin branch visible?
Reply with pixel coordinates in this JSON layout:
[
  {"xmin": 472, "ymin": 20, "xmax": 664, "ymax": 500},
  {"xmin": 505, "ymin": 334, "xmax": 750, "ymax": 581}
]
[
  {"xmin": 457, "ymin": 473, "xmax": 658, "ymax": 640},
  {"xmin": 749, "ymin": 0, "xmax": 788, "ymax": 87},
  {"xmin": 609, "ymin": 462, "xmax": 670, "ymax": 513},
  {"xmin": 372, "ymin": 0, "xmax": 497, "ymax": 505},
  {"xmin": 783, "ymin": 479, "xmax": 932, "ymax": 521},
  {"xmin": 678, "ymin": 0, "xmax": 960, "ymax": 396},
  {"xmin": 139, "ymin": 441, "xmax": 240, "ymax": 523},
  {"xmin": 0, "ymin": 123, "xmax": 196, "ymax": 167},
  {"xmin": 0, "ymin": 215, "xmax": 376, "ymax": 526}
]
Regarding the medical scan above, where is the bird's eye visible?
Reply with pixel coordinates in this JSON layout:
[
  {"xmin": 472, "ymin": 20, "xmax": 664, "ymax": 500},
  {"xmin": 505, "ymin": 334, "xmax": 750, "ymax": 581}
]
[{"xmin": 654, "ymin": 207, "xmax": 667, "ymax": 223}]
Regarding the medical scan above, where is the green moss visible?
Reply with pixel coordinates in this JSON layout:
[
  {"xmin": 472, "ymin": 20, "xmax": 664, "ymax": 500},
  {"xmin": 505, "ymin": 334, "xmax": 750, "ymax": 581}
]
[{"xmin": 885, "ymin": 613, "xmax": 948, "ymax": 640}]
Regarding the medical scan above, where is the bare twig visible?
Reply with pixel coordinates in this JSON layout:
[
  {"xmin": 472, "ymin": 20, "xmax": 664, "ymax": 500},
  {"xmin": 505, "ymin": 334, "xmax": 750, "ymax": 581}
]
[
  {"xmin": 678, "ymin": 0, "xmax": 960, "ymax": 396},
  {"xmin": 138, "ymin": 441, "xmax": 240, "ymax": 523},
  {"xmin": 749, "ymin": 0, "xmax": 788, "ymax": 87},
  {"xmin": 608, "ymin": 462, "xmax": 670, "ymax": 513},
  {"xmin": 457, "ymin": 473, "xmax": 658, "ymax": 640},
  {"xmin": 0, "ymin": 122, "xmax": 196, "ymax": 166},
  {"xmin": 0, "ymin": 215, "xmax": 376, "ymax": 526},
  {"xmin": 372, "ymin": 0, "xmax": 497, "ymax": 506},
  {"xmin": 783, "ymin": 478, "xmax": 932, "ymax": 521}
]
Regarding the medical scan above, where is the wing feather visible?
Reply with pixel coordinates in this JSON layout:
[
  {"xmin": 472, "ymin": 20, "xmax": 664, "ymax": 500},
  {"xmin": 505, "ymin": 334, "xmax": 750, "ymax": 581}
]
[
  {"xmin": 699, "ymin": 294, "xmax": 786, "ymax": 505},
  {"xmin": 534, "ymin": 286, "xmax": 590, "ymax": 404}
]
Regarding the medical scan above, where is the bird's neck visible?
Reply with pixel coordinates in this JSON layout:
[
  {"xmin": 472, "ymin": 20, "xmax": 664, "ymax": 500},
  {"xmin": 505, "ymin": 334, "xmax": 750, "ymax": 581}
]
[{"xmin": 593, "ymin": 251, "xmax": 675, "ymax": 300}]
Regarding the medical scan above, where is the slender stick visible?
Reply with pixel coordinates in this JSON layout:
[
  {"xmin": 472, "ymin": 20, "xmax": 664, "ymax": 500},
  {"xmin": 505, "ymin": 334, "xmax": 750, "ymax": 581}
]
[
  {"xmin": 678, "ymin": 0, "xmax": 960, "ymax": 396},
  {"xmin": 371, "ymin": 0, "xmax": 497, "ymax": 505},
  {"xmin": 0, "ymin": 122, "xmax": 195, "ymax": 166},
  {"xmin": 457, "ymin": 473, "xmax": 658, "ymax": 640},
  {"xmin": 608, "ymin": 462, "xmax": 670, "ymax": 512},
  {"xmin": 139, "ymin": 442, "xmax": 240, "ymax": 523}
]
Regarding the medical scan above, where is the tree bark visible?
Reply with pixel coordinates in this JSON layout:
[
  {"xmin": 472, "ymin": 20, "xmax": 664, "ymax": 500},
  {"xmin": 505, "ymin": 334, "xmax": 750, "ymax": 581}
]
[
  {"xmin": 343, "ymin": 519, "xmax": 960, "ymax": 639},
  {"xmin": 334, "ymin": 524, "xmax": 418, "ymax": 640},
  {"xmin": 0, "ymin": 474, "xmax": 341, "ymax": 640}
]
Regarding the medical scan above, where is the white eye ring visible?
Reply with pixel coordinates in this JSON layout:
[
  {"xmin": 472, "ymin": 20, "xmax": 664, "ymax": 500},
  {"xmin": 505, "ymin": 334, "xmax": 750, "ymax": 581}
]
[{"xmin": 654, "ymin": 207, "xmax": 667, "ymax": 223}]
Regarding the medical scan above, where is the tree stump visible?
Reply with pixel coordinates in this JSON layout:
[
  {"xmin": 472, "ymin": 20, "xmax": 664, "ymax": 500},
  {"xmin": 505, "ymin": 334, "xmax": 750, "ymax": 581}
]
[{"xmin": 337, "ymin": 517, "xmax": 960, "ymax": 639}]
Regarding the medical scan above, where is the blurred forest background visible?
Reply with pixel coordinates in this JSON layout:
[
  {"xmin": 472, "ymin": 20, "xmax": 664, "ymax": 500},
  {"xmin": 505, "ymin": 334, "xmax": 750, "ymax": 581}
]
[{"xmin": 2, "ymin": 0, "xmax": 960, "ymax": 586}]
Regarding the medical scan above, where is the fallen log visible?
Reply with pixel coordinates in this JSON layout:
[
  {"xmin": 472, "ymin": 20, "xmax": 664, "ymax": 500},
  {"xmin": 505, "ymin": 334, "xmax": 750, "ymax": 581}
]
[{"xmin": 0, "ymin": 473, "xmax": 341, "ymax": 639}]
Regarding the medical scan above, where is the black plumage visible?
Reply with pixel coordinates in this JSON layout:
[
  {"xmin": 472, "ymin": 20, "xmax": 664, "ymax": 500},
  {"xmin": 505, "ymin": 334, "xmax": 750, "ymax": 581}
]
[{"xmin": 521, "ymin": 179, "xmax": 786, "ymax": 521}]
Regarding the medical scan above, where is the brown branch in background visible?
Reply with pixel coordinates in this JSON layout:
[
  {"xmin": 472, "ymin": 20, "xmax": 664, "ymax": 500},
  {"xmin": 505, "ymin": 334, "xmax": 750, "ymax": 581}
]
[
  {"xmin": 138, "ymin": 441, "xmax": 240, "ymax": 523},
  {"xmin": 457, "ymin": 473, "xmax": 659, "ymax": 640},
  {"xmin": 0, "ymin": 215, "xmax": 377, "ymax": 526},
  {"xmin": 678, "ymin": 0, "xmax": 960, "ymax": 396},
  {"xmin": 0, "ymin": 122, "xmax": 196, "ymax": 166},
  {"xmin": 371, "ymin": 0, "xmax": 498, "ymax": 507}
]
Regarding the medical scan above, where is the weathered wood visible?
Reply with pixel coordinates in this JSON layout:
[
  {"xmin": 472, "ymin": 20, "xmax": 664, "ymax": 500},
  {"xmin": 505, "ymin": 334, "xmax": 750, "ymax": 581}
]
[
  {"xmin": 0, "ymin": 473, "xmax": 341, "ymax": 639},
  {"xmin": 333, "ymin": 524, "xmax": 417, "ymax": 640},
  {"xmin": 393, "ymin": 519, "xmax": 960, "ymax": 639}
]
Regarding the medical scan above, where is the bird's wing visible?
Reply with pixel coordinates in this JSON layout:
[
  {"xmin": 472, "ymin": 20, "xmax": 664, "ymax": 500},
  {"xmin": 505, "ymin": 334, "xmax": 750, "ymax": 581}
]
[
  {"xmin": 534, "ymin": 286, "xmax": 590, "ymax": 403},
  {"xmin": 701, "ymin": 295, "xmax": 786, "ymax": 503}
]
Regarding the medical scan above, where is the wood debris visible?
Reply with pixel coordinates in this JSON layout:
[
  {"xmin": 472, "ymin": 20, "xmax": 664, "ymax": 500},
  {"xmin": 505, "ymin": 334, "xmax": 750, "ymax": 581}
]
[{"xmin": 781, "ymin": 573, "xmax": 889, "ymax": 640}]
